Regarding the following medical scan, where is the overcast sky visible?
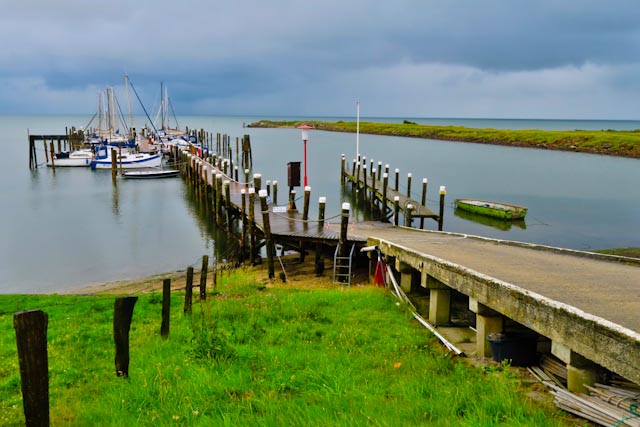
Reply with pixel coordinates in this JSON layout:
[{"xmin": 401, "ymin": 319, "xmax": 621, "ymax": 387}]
[{"xmin": 2, "ymin": 0, "xmax": 640, "ymax": 119}]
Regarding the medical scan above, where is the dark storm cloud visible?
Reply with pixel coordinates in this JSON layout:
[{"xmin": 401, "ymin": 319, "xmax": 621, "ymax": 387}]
[{"xmin": 2, "ymin": 0, "xmax": 640, "ymax": 118}]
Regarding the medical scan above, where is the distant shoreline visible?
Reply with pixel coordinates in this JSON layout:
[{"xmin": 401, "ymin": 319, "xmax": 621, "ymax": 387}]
[{"xmin": 248, "ymin": 119, "xmax": 640, "ymax": 159}]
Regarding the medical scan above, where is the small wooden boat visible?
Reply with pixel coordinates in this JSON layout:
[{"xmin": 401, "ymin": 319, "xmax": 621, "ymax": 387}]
[
  {"xmin": 122, "ymin": 169, "xmax": 179, "ymax": 179},
  {"xmin": 455, "ymin": 199, "xmax": 528, "ymax": 220}
]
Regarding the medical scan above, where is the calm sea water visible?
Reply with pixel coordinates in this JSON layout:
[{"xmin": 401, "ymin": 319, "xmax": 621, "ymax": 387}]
[{"xmin": 2, "ymin": 114, "xmax": 640, "ymax": 293}]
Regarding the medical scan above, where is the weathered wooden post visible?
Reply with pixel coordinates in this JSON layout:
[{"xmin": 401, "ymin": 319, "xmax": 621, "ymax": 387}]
[
  {"xmin": 266, "ymin": 180, "xmax": 271, "ymax": 197},
  {"xmin": 371, "ymin": 170, "xmax": 377, "ymax": 210},
  {"xmin": 272, "ymin": 180, "xmax": 278, "ymax": 205},
  {"xmin": 14, "ymin": 310, "xmax": 49, "ymax": 427},
  {"xmin": 407, "ymin": 173, "xmax": 412, "ymax": 198},
  {"xmin": 43, "ymin": 139, "xmax": 49, "ymax": 164},
  {"xmin": 302, "ymin": 186, "xmax": 311, "ymax": 221},
  {"xmin": 288, "ymin": 189, "xmax": 297, "ymax": 212},
  {"xmin": 356, "ymin": 159, "xmax": 361, "ymax": 191},
  {"xmin": 377, "ymin": 161, "xmax": 382, "ymax": 179},
  {"xmin": 351, "ymin": 158, "xmax": 356, "ymax": 177},
  {"xmin": 118, "ymin": 145, "xmax": 123, "ymax": 175},
  {"xmin": 382, "ymin": 173, "xmax": 389, "ymax": 214},
  {"xmin": 224, "ymin": 180, "xmax": 232, "ymax": 231},
  {"xmin": 406, "ymin": 204, "xmax": 414, "ymax": 227},
  {"xmin": 49, "ymin": 141, "xmax": 56, "ymax": 171},
  {"xmin": 362, "ymin": 165, "xmax": 367, "ymax": 200},
  {"xmin": 244, "ymin": 169, "xmax": 250, "ymax": 187},
  {"xmin": 394, "ymin": 168, "xmax": 400, "ymax": 192},
  {"xmin": 421, "ymin": 178, "xmax": 428, "ymax": 229},
  {"xmin": 114, "ymin": 296, "xmax": 138, "ymax": 377},
  {"xmin": 385, "ymin": 164, "xmax": 390, "ymax": 177},
  {"xmin": 161, "ymin": 279, "xmax": 171, "ymax": 339},
  {"xmin": 259, "ymin": 190, "xmax": 275, "ymax": 278},
  {"xmin": 369, "ymin": 158, "xmax": 374, "ymax": 176},
  {"xmin": 341, "ymin": 154, "xmax": 346, "ymax": 187},
  {"xmin": 315, "ymin": 196, "xmax": 327, "ymax": 275},
  {"xmin": 184, "ymin": 268, "xmax": 193, "ymax": 315},
  {"xmin": 200, "ymin": 255, "xmax": 209, "ymax": 300},
  {"xmin": 438, "ymin": 186, "xmax": 446, "ymax": 231},
  {"xmin": 318, "ymin": 196, "xmax": 326, "ymax": 229},
  {"xmin": 111, "ymin": 148, "xmax": 118, "ymax": 184},
  {"xmin": 215, "ymin": 174, "xmax": 223, "ymax": 225},
  {"xmin": 240, "ymin": 189, "xmax": 247, "ymax": 261},
  {"xmin": 394, "ymin": 196, "xmax": 400, "ymax": 226},
  {"xmin": 253, "ymin": 173, "xmax": 262, "ymax": 192},
  {"xmin": 248, "ymin": 187, "xmax": 256, "ymax": 265}
]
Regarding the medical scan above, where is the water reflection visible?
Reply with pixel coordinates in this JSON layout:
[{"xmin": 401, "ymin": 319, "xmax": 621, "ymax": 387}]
[
  {"xmin": 112, "ymin": 182, "xmax": 120, "ymax": 216},
  {"xmin": 454, "ymin": 207, "xmax": 527, "ymax": 231}
]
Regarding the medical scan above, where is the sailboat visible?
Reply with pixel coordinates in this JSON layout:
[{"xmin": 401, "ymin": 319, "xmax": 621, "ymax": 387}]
[{"xmin": 91, "ymin": 145, "xmax": 162, "ymax": 170}]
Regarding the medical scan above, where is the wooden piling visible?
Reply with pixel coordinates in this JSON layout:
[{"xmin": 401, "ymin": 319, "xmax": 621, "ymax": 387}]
[
  {"xmin": 371, "ymin": 170, "xmax": 376, "ymax": 210},
  {"xmin": 288, "ymin": 189, "xmax": 297, "ymax": 212},
  {"xmin": 266, "ymin": 180, "xmax": 271, "ymax": 197},
  {"xmin": 111, "ymin": 148, "xmax": 117, "ymax": 184},
  {"xmin": 394, "ymin": 196, "xmax": 400, "ymax": 226},
  {"xmin": 253, "ymin": 173, "xmax": 262, "ymax": 191},
  {"xmin": 241, "ymin": 189, "xmax": 247, "ymax": 261},
  {"xmin": 382, "ymin": 173, "xmax": 389, "ymax": 213},
  {"xmin": 318, "ymin": 196, "xmax": 326, "ymax": 228},
  {"xmin": 407, "ymin": 173, "xmax": 412, "ymax": 198},
  {"xmin": 14, "ymin": 310, "xmax": 49, "ymax": 427},
  {"xmin": 215, "ymin": 174, "xmax": 223, "ymax": 225},
  {"xmin": 200, "ymin": 255, "xmax": 208, "ymax": 300},
  {"xmin": 248, "ymin": 188, "xmax": 256, "ymax": 265},
  {"xmin": 114, "ymin": 296, "xmax": 138, "ymax": 377},
  {"xmin": 338, "ymin": 203, "xmax": 350, "ymax": 262},
  {"xmin": 377, "ymin": 161, "xmax": 382, "ymax": 179},
  {"xmin": 259, "ymin": 190, "xmax": 275, "ymax": 278},
  {"xmin": 224, "ymin": 180, "xmax": 232, "ymax": 231},
  {"xmin": 362, "ymin": 165, "xmax": 367, "ymax": 200},
  {"xmin": 49, "ymin": 141, "xmax": 55, "ymax": 170},
  {"xmin": 394, "ymin": 168, "xmax": 399, "ymax": 192},
  {"xmin": 406, "ymin": 204, "xmax": 413, "ymax": 227},
  {"xmin": 273, "ymin": 180, "xmax": 278, "ymax": 205},
  {"xmin": 43, "ymin": 140, "xmax": 48, "ymax": 163},
  {"xmin": 341, "ymin": 154, "xmax": 346, "ymax": 187},
  {"xmin": 234, "ymin": 166, "xmax": 238, "ymax": 182},
  {"xmin": 161, "ymin": 279, "xmax": 171, "ymax": 339},
  {"xmin": 421, "ymin": 178, "xmax": 428, "ymax": 229},
  {"xmin": 438, "ymin": 186, "xmax": 446, "ymax": 231},
  {"xmin": 303, "ymin": 186, "xmax": 311, "ymax": 221}
]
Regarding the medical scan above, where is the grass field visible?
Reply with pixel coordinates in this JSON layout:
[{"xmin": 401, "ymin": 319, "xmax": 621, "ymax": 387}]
[{"xmin": 0, "ymin": 267, "xmax": 584, "ymax": 426}]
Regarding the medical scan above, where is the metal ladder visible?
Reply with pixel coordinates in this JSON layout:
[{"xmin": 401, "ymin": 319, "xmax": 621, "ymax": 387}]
[{"xmin": 333, "ymin": 244, "xmax": 356, "ymax": 286}]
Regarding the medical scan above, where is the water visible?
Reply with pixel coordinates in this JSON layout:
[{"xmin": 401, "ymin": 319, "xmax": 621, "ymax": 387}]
[{"xmin": 2, "ymin": 115, "xmax": 640, "ymax": 293}]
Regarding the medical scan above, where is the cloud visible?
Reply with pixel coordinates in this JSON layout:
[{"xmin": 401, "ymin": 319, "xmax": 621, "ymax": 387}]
[{"xmin": 2, "ymin": 0, "xmax": 640, "ymax": 118}]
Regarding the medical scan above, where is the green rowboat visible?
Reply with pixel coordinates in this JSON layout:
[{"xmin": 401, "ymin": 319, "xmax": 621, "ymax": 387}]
[{"xmin": 454, "ymin": 199, "xmax": 528, "ymax": 220}]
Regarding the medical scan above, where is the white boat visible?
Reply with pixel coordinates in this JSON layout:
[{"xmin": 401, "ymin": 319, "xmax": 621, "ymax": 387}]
[
  {"xmin": 91, "ymin": 146, "xmax": 162, "ymax": 170},
  {"xmin": 47, "ymin": 149, "xmax": 94, "ymax": 167},
  {"xmin": 122, "ymin": 169, "xmax": 180, "ymax": 179}
]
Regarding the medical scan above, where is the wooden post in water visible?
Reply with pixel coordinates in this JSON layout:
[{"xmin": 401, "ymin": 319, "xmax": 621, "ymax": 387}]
[
  {"xmin": 420, "ymin": 178, "xmax": 428, "ymax": 229},
  {"xmin": 184, "ymin": 268, "xmax": 193, "ymax": 315},
  {"xmin": 248, "ymin": 187, "xmax": 256, "ymax": 265},
  {"xmin": 385, "ymin": 164, "xmax": 389, "ymax": 177},
  {"xmin": 43, "ymin": 140, "xmax": 48, "ymax": 164},
  {"xmin": 351, "ymin": 158, "xmax": 356, "ymax": 177},
  {"xmin": 369, "ymin": 159, "xmax": 374, "ymax": 176},
  {"xmin": 118, "ymin": 145, "xmax": 123, "ymax": 175},
  {"xmin": 438, "ymin": 186, "xmax": 446, "ymax": 231},
  {"xmin": 253, "ymin": 173, "xmax": 262, "ymax": 192},
  {"xmin": 273, "ymin": 180, "xmax": 278, "ymax": 205},
  {"xmin": 318, "ymin": 196, "xmax": 326, "ymax": 229},
  {"xmin": 49, "ymin": 141, "xmax": 55, "ymax": 170},
  {"xmin": 377, "ymin": 161, "xmax": 382, "ymax": 179},
  {"xmin": 240, "ymin": 189, "xmax": 247, "ymax": 261},
  {"xmin": 394, "ymin": 168, "xmax": 400, "ymax": 192},
  {"xmin": 14, "ymin": 310, "xmax": 49, "ymax": 427},
  {"xmin": 259, "ymin": 190, "xmax": 275, "ymax": 278},
  {"xmin": 57, "ymin": 137, "xmax": 61, "ymax": 154},
  {"xmin": 382, "ymin": 173, "xmax": 389, "ymax": 215},
  {"xmin": 266, "ymin": 180, "xmax": 271, "ymax": 197},
  {"xmin": 200, "ymin": 255, "xmax": 208, "ymax": 300},
  {"xmin": 394, "ymin": 196, "xmax": 400, "ymax": 226},
  {"xmin": 215, "ymin": 174, "xmax": 223, "ymax": 225},
  {"xmin": 371, "ymin": 170, "xmax": 377, "ymax": 210},
  {"xmin": 362, "ymin": 165, "xmax": 367, "ymax": 200},
  {"xmin": 161, "ymin": 279, "xmax": 171, "ymax": 339},
  {"xmin": 356, "ymin": 159, "xmax": 361, "ymax": 192},
  {"xmin": 303, "ymin": 186, "xmax": 311, "ymax": 221},
  {"xmin": 211, "ymin": 171, "xmax": 218, "ymax": 216},
  {"xmin": 406, "ymin": 204, "xmax": 413, "ymax": 228},
  {"xmin": 111, "ymin": 148, "xmax": 118, "ymax": 184},
  {"xmin": 224, "ymin": 180, "xmax": 232, "ymax": 232},
  {"xmin": 341, "ymin": 154, "xmax": 346, "ymax": 187},
  {"xmin": 114, "ymin": 296, "xmax": 138, "ymax": 377},
  {"xmin": 288, "ymin": 189, "xmax": 297, "ymax": 212},
  {"xmin": 407, "ymin": 173, "xmax": 412, "ymax": 198},
  {"xmin": 234, "ymin": 166, "xmax": 238, "ymax": 182}
]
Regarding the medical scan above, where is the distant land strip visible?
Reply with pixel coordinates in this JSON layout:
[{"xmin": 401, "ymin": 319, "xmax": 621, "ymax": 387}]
[{"xmin": 247, "ymin": 120, "xmax": 640, "ymax": 159}]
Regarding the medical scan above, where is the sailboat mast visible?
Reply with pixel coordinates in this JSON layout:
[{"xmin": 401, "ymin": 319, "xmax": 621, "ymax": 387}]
[
  {"xmin": 97, "ymin": 91, "xmax": 103, "ymax": 138},
  {"xmin": 125, "ymin": 74, "xmax": 133, "ymax": 137},
  {"xmin": 161, "ymin": 81, "xmax": 166, "ymax": 131}
]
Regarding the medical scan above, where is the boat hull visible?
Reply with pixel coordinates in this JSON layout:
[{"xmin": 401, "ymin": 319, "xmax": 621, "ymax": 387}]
[
  {"xmin": 455, "ymin": 199, "xmax": 527, "ymax": 220},
  {"xmin": 122, "ymin": 169, "xmax": 179, "ymax": 179},
  {"xmin": 91, "ymin": 154, "xmax": 162, "ymax": 170}
]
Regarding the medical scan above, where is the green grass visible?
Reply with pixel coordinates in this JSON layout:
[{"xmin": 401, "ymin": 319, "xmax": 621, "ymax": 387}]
[
  {"xmin": 248, "ymin": 119, "xmax": 640, "ymax": 159},
  {"xmin": 1, "ymin": 270, "xmax": 579, "ymax": 426}
]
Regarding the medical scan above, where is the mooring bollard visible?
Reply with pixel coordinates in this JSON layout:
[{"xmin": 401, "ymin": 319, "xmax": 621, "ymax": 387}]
[
  {"xmin": 200, "ymin": 255, "xmax": 209, "ymax": 300},
  {"xmin": 394, "ymin": 168, "xmax": 400, "ymax": 192},
  {"xmin": 383, "ymin": 173, "xmax": 389, "ymax": 213},
  {"xmin": 259, "ymin": 190, "xmax": 275, "ymax": 278},
  {"xmin": 161, "ymin": 279, "xmax": 171, "ymax": 339},
  {"xmin": 318, "ymin": 196, "xmax": 326, "ymax": 229},
  {"xmin": 253, "ymin": 173, "xmax": 262, "ymax": 191},
  {"xmin": 288, "ymin": 189, "xmax": 297, "ymax": 212},
  {"xmin": 407, "ymin": 173, "xmax": 412, "ymax": 198},
  {"xmin": 378, "ymin": 161, "xmax": 382, "ymax": 179},
  {"xmin": 266, "ymin": 180, "xmax": 271, "ymax": 197},
  {"xmin": 406, "ymin": 204, "xmax": 413, "ymax": 227},
  {"xmin": 341, "ymin": 154, "xmax": 346, "ymax": 186},
  {"xmin": 14, "ymin": 309, "xmax": 49, "ymax": 427},
  {"xmin": 421, "ymin": 178, "xmax": 428, "ymax": 229},
  {"xmin": 114, "ymin": 296, "xmax": 138, "ymax": 377},
  {"xmin": 438, "ymin": 186, "xmax": 446, "ymax": 231}
]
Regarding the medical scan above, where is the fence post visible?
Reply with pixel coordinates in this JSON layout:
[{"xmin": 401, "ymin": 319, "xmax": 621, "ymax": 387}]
[
  {"xmin": 184, "ymin": 269, "xmax": 193, "ymax": 315},
  {"xmin": 161, "ymin": 279, "xmax": 171, "ymax": 339},
  {"xmin": 14, "ymin": 310, "xmax": 49, "ymax": 427},
  {"xmin": 200, "ymin": 255, "xmax": 208, "ymax": 300},
  {"xmin": 114, "ymin": 296, "xmax": 138, "ymax": 377}
]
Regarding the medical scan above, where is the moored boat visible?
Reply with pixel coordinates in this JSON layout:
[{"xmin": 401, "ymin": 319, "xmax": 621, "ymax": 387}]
[
  {"xmin": 47, "ymin": 149, "xmax": 94, "ymax": 167},
  {"xmin": 91, "ymin": 146, "xmax": 162, "ymax": 170},
  {"xmin": 122, "ymin": 169, "xmax": 179, "ymax": 179},
  {"xmin": 455, "ymin": 199, "xmax": 528, "ymax": 220}
]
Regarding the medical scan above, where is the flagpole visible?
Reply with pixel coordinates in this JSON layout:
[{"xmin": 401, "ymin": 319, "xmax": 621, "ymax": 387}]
[{"xmin": 356, "ymin": 100, "xmax": 360, "ymax": 162}]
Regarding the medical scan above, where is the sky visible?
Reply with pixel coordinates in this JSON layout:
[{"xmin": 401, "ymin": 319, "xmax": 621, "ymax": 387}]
[{"xmin": 2, "ymin": 0, "xmax": 640, "ymax": 119}]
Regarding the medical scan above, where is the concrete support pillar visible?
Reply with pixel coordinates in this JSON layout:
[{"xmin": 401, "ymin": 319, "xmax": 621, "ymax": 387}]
[
  {"xmin": 552, "ymin": 342, "xmax": 605, "ymax": 393},
  {"xmin": 395, "ymin": 260, "xmax": 418, "ymax": 294},
  {"xmin": 470, "ymin": 298, "xmax": 503, "ymax": 358},
  {"xmin": 429, "ymin": 288, "xmax": 451, "ymax": 326}
]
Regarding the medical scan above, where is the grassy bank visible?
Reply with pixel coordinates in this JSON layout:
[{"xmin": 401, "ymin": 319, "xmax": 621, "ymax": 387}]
[
  {"xmin": 248, "ymin": 119, "xmax": 640, "ymax": 159},
  {"xmin": 0, "ymin": 268, "xmax": 580, "ymax": 426}
]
